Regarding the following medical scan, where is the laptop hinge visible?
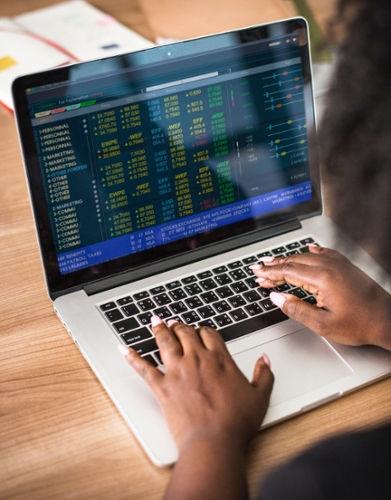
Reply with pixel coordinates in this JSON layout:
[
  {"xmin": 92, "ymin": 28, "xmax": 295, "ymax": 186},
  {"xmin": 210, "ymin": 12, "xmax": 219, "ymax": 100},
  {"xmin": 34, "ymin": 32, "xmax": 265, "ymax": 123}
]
[{"xmin": 83, "ymin": 219, "xmax": 302, "ymax": 296}]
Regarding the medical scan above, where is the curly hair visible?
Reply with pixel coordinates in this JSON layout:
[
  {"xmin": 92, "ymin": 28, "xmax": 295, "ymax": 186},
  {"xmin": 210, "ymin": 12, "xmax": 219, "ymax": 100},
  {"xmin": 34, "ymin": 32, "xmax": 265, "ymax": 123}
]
[{"xmin": 320, "ymin": 0, "xmax": 391, "ymax": 272}]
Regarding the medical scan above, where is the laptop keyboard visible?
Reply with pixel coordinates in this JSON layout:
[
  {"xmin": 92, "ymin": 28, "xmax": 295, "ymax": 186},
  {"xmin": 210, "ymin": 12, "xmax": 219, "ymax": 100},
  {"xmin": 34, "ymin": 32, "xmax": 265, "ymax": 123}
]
[{"xmin": 98, "ymin": 236, "xmax": 318, "ymax": 367}]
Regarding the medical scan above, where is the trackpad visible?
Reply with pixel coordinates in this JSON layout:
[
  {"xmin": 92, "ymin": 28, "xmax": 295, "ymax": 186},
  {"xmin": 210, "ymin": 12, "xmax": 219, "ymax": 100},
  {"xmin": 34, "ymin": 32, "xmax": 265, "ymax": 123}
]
[{"xmin": 233, "ymin": 328, "xmax": 353, "ymax": 406}]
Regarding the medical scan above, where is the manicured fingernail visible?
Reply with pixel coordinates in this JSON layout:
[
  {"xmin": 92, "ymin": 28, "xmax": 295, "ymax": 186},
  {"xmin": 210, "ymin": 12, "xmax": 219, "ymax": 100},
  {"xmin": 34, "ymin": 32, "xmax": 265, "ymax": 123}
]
[
  {"xmin": 167, "ymin": 319, "xmax": 179, "ymax": 327},
  {"xmin": 249, "ymin": 264, "xmax": 262, "ymax": 270},
  {"xmin": 270, "ymin": 291, "xmax": 286, "ymax": 308},
  {"xmin": 262, "ymin": 353, "xmax": 271, "ymax": 367},
  {"xmin": 255, "ymin": 277, "xmax": 266, "ymax": 283},
  {"xmin": 259, "ymin": 256, "xmax": 275, "ymax": 263},
  {"xmin": 151, "ymin": 315, "xmax": 163, "ymax": 327},
  {"xmin": 118, "ymin": 344, "xmax": 130, "ymax": 356}
]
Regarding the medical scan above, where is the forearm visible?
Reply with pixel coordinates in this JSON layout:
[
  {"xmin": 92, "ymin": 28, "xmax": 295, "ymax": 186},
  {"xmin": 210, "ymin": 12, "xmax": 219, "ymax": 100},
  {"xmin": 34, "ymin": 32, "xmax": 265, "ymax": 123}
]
[{"xmin": 164, "ymin": 436, "xmax": 249, "ymax": 500}]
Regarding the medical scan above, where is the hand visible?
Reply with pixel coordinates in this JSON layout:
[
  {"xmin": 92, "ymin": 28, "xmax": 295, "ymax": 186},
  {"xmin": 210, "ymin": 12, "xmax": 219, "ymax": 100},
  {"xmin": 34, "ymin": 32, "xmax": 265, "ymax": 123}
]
[
  {"xmin": 252, "ymin": 245, "xmax": 391, "ymax": 349},
  {"xmin": 120, "ymin": 317, "xmax": 273, "ymax": 453}
]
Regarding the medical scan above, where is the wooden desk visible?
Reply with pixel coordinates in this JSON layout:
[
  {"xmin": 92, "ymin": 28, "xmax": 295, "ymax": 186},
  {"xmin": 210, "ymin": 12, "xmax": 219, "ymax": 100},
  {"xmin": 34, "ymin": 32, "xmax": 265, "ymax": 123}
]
[{"xmin": 1, "ymin": 1, "xmax": 391, "ymax": 499}]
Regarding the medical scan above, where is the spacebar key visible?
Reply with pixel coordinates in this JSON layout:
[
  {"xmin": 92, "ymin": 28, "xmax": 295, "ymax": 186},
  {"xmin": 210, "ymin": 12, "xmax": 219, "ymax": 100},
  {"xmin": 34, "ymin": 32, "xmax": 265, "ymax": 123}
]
[{"xmin": 219, "ymin": 309, "xmax": 288, "ymax": 342}]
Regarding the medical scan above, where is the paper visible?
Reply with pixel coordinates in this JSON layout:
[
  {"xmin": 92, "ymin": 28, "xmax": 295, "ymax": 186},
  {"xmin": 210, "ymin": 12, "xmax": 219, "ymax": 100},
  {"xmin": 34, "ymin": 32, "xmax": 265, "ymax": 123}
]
[{"xmin": 0, "ymin": 1, "xmax": 153, "ymax": 111}]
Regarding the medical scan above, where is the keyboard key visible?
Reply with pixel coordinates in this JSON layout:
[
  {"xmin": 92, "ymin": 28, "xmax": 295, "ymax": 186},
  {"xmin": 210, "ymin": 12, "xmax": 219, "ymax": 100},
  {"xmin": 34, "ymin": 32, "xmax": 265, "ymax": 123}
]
[
  {"xmin": 216, "ymin": 286, "xmax": 234, "ymax": 298},
  {"xmin": 200, "ymin": 291, "xmax": 219, "ymax": 303},
  {"xmin": 243, "ymin": 256, "xmax": 257, "ymax": 264},
  {"xmin": 304, "ymin": 296, "xmax": 317, "ymax": 305},
  {"xmin": 185, "ymin": 296, "xmax": 203, "ymax": 308},
  {"xmin": 243, "ymin": 290, "xmax": 261, "ymax": 303},
  {"xmin": 212, "ymin": 265, "xmax": 228, "ymax": 274},
  {"xmin": 138, "ymin": 298, "xmax": 155, "ymax": 311},
  {"xmin": 300, "ymin": 237, "xmax": 315, "ymax": 245},
  {"xmin": 197, "ymin": 305, "xmax": 215, "ymax": 319},
  {"xmin": 244, "ymin": 303, "xmax": 263, "ymax": 316},
  {"xmin": 245, "ymin": 277, "xmax": 259, "ymax": 289},
  {"xmin": 133, "ymin": 338, "xmax": 158, "ymax": 355},
  {"xmin": 121, "ymin": 327, "xmax": 152, "ymax": 345},
  {"xmin": 166, "ymin": 280, "xmax": 181, "ymax": 290},
  {"xmin": 257, "ymin": 251, "xmax": 273, "ymax": 258},
  {"xmin": 105, "ymin": 309, "xmax": 123, "ymax": 322},
  {"xmin": 286, "ymin": 241, "xmax": 300, "ymax": 250},
  {"xmin": 230, "ymin": 281, "xmax": 248, "ymax": 294},
  {"xmin": 184, "ymin": 283, "xmax": 203, "ymax": 296},
  {"xmin": 149, "ymin": 286, "xmax": 166, "ymax": 295},
  {"xmin": 153, "ymin": 293, "xmax": 171, "ymax": 306},
  {"xmin": 113, "ymin": 317, "xmax": 139, "ymax": 334},
  {"xmin": 289, "ymin": 288, "xmax": 307, "ymax": 299},
  {"xmin": 197, "ymin": 271, "xmax": 213, "ymax": 279},
  {"xmin": 134, "ymin": 291, "xmax": 149, "ymax": 301},
  {"xmin": 154, "ymin": 306, "xmax": 172, "ymax": 319},
  {"xmin": 275, "ymin": 283, "xmax": 291, "ymax": 292},
  {"xmin": 258, "ymin": 288, "xmax": 271, "ymax": 298},
  {"xmin": 200, "ymin": 278, "xmax": 217, "ymax": 290},
  {"xmin": 181, "ymin": 311, "xmax": 201, "ymax": 324},
  {"xmin": 138, "ymin": 311, "xmax": 153, "ymax": 325},
  {"xmin": 215, "ymin": 274, "xmax": 232, "ymax": 286},
  {"xmin": 229, "ymin": 269, "xmax": 247, "ymax": 281},
  {"xmin": 213, "ymin": 300, "xmax": 231, "ymax": 313},
  {"xmin": 169, "ymin": 301, "xmax": 187, "ymax": 315},
  {"xmin": 117, "ymin": 296, "xmax": 133, "ymax": 306},
  {"xmin": 219, "ymin": 309, "xmax": 288, "ymax": 342},
  {"xmin": 286, "ymin": 250, "xmax": 300, "ymax": 256},
  {"xmin": 261, "ymin": 298, "xmax": 277, "ymax": 311},
  {"xmin": 182, "ymin": 275, "xmax": 197, "ymax": 285},
  {"xmin": 100, "ymin": 301, "xmax": 116, "ymax": 312},
  {"xmin": 122, "ymin": 303, "xmax": 139, "ymax": 317},
  {"xmin": 214, "ymin": 314, "xmax": 233, "ymax": 328},
  {"xmin": 272, "ymin": 246, "xmax": 286, "ymax": 255},
  {"xmin": 227, "ymin": 260, "xmax": 242, "ymax": 269},
  {"xmin": 198, "ymin": 319, "xmax": 217, "ymax": 328},
  {"xmin": 229, "ymin": 308, "xmax": 248, "ymax": 322},
  {"xmin": 169, "ymin": 288, "xmax": 187, "ymax": 300},
  {"xmin": 228, "ymin": 295, "xmax": 246, "ymax": 308}
]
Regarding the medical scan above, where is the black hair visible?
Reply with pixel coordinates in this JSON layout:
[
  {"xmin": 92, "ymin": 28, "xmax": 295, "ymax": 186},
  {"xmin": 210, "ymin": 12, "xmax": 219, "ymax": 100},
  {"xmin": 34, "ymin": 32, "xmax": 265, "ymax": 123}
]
[{"xmin": 320, "ymin": 0, "xmax": 391, "ymax": 272}]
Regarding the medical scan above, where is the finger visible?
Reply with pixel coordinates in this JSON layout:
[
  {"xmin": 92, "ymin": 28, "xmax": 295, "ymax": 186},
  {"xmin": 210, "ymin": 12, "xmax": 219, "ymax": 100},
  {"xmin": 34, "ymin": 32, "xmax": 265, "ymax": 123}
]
[
  {"xmin": 251, "ymin": 354, "xmax": 274, "ymax": 403},
  {"xmin": 197, "ymin": 325, "xmax": 228, "ymax": 352},
  {"xmin": 254, "ymin": 261, "xmax": 325, "ymax": 294},
  {"xmin": 270, "ymin": 292, "xmax": 330, "ymax": 334},
  {"xmin": 118, "ymin": 344, "xmax": 164, "ymax": 393},
  {"xmin": 151, "ymin": 316, "xmax": 183, "ymax": 362},
  {"xmin": 169, "ymin": 321, "xmax": 205, "ymax": 353}
]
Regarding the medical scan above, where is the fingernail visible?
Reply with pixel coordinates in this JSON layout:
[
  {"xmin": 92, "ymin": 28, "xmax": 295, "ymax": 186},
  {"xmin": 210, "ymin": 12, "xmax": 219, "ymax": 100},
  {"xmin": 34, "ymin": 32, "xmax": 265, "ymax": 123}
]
[
  {"xmin": 151, "ymin": 315, "xmax": 163, "ymax": 327},
  {"xmin": 270, "ymin": 291, "xmax": 286, "ymax": 309},
  {"xmin": 255, "ymin": 277, "xmax": 266, "ymax": 283},
  {"xmin": 167, "ymin": 319, "xmax": 179, "ymax": 327},
  {"xmin": 262, "ymin": 353, "xmax": 271, "ymax": 367},
  {"xmin": 249, "ymin": 264, "xmax": 262, "ymax": 270},
  {"xmin": 259, "ymin": 256, "xmax": 275, "ymax": 263},
  {"xmin": 118, "ymin": 344, "xmax": 130, "ymax": 356}
]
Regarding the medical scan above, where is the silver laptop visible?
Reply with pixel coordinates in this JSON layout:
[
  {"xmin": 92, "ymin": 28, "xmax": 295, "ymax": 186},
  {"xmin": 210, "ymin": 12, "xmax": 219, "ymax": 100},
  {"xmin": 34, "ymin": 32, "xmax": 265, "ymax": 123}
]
[{"xmin": 12, "ymin": 17, "xmax": 391, "ymax": 466}]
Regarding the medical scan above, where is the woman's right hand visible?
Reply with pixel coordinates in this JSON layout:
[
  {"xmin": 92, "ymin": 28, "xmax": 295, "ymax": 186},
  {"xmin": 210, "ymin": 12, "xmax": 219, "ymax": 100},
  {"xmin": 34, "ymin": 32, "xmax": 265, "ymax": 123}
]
[{"xmin": 252, "ymin": 245, "xmax": 391, "ymax": 350}]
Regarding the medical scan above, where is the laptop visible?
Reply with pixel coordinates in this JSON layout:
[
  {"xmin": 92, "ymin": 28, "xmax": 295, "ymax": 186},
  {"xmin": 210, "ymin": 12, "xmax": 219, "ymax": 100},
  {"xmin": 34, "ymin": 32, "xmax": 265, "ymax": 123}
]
[{"xmin": 12, "ymin": 17, "xmax": 391, "ymax": 466}]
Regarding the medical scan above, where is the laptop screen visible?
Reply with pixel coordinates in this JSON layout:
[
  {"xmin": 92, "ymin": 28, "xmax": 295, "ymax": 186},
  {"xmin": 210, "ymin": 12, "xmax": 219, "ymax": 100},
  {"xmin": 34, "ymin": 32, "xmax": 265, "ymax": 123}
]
[{"xmin": 13, "ymin": 18, "xmax": 320, "ymax": 297}]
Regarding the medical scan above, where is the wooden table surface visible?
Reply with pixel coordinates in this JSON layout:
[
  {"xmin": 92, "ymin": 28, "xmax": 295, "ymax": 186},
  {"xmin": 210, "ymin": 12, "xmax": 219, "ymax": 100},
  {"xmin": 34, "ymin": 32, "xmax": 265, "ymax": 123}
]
[{"xmin": 1, "ymin": 1, "xmax": 391, "ymax": 499}]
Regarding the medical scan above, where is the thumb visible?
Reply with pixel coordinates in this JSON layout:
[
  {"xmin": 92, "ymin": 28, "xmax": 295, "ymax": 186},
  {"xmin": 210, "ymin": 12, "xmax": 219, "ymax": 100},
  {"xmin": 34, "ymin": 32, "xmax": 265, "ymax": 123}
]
[{"xmin": 251, "ymin": 354, "xmax": 274, "ymax": 404}]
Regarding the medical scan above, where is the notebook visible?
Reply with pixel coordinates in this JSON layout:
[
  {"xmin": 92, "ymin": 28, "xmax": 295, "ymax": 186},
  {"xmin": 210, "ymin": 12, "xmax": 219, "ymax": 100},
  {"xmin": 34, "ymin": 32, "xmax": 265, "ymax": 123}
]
[{"xmin": 12, "ymin": 17, "xmax": 391, "ymax": 466}]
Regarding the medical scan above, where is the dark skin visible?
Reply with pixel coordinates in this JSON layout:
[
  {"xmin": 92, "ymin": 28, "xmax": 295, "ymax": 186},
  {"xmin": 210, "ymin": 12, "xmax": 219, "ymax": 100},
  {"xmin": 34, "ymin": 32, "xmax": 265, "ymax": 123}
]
[
  {"xmin": 253, "ymin": 245, "xmax": 391, "ymax": 350},
  {"xmin": 119, "ymin": 246, "xmax": 391, "ymax": 499},
  {"xmin": 120, "ymin": 319, "xmax": 274, "ymax": 500}
]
